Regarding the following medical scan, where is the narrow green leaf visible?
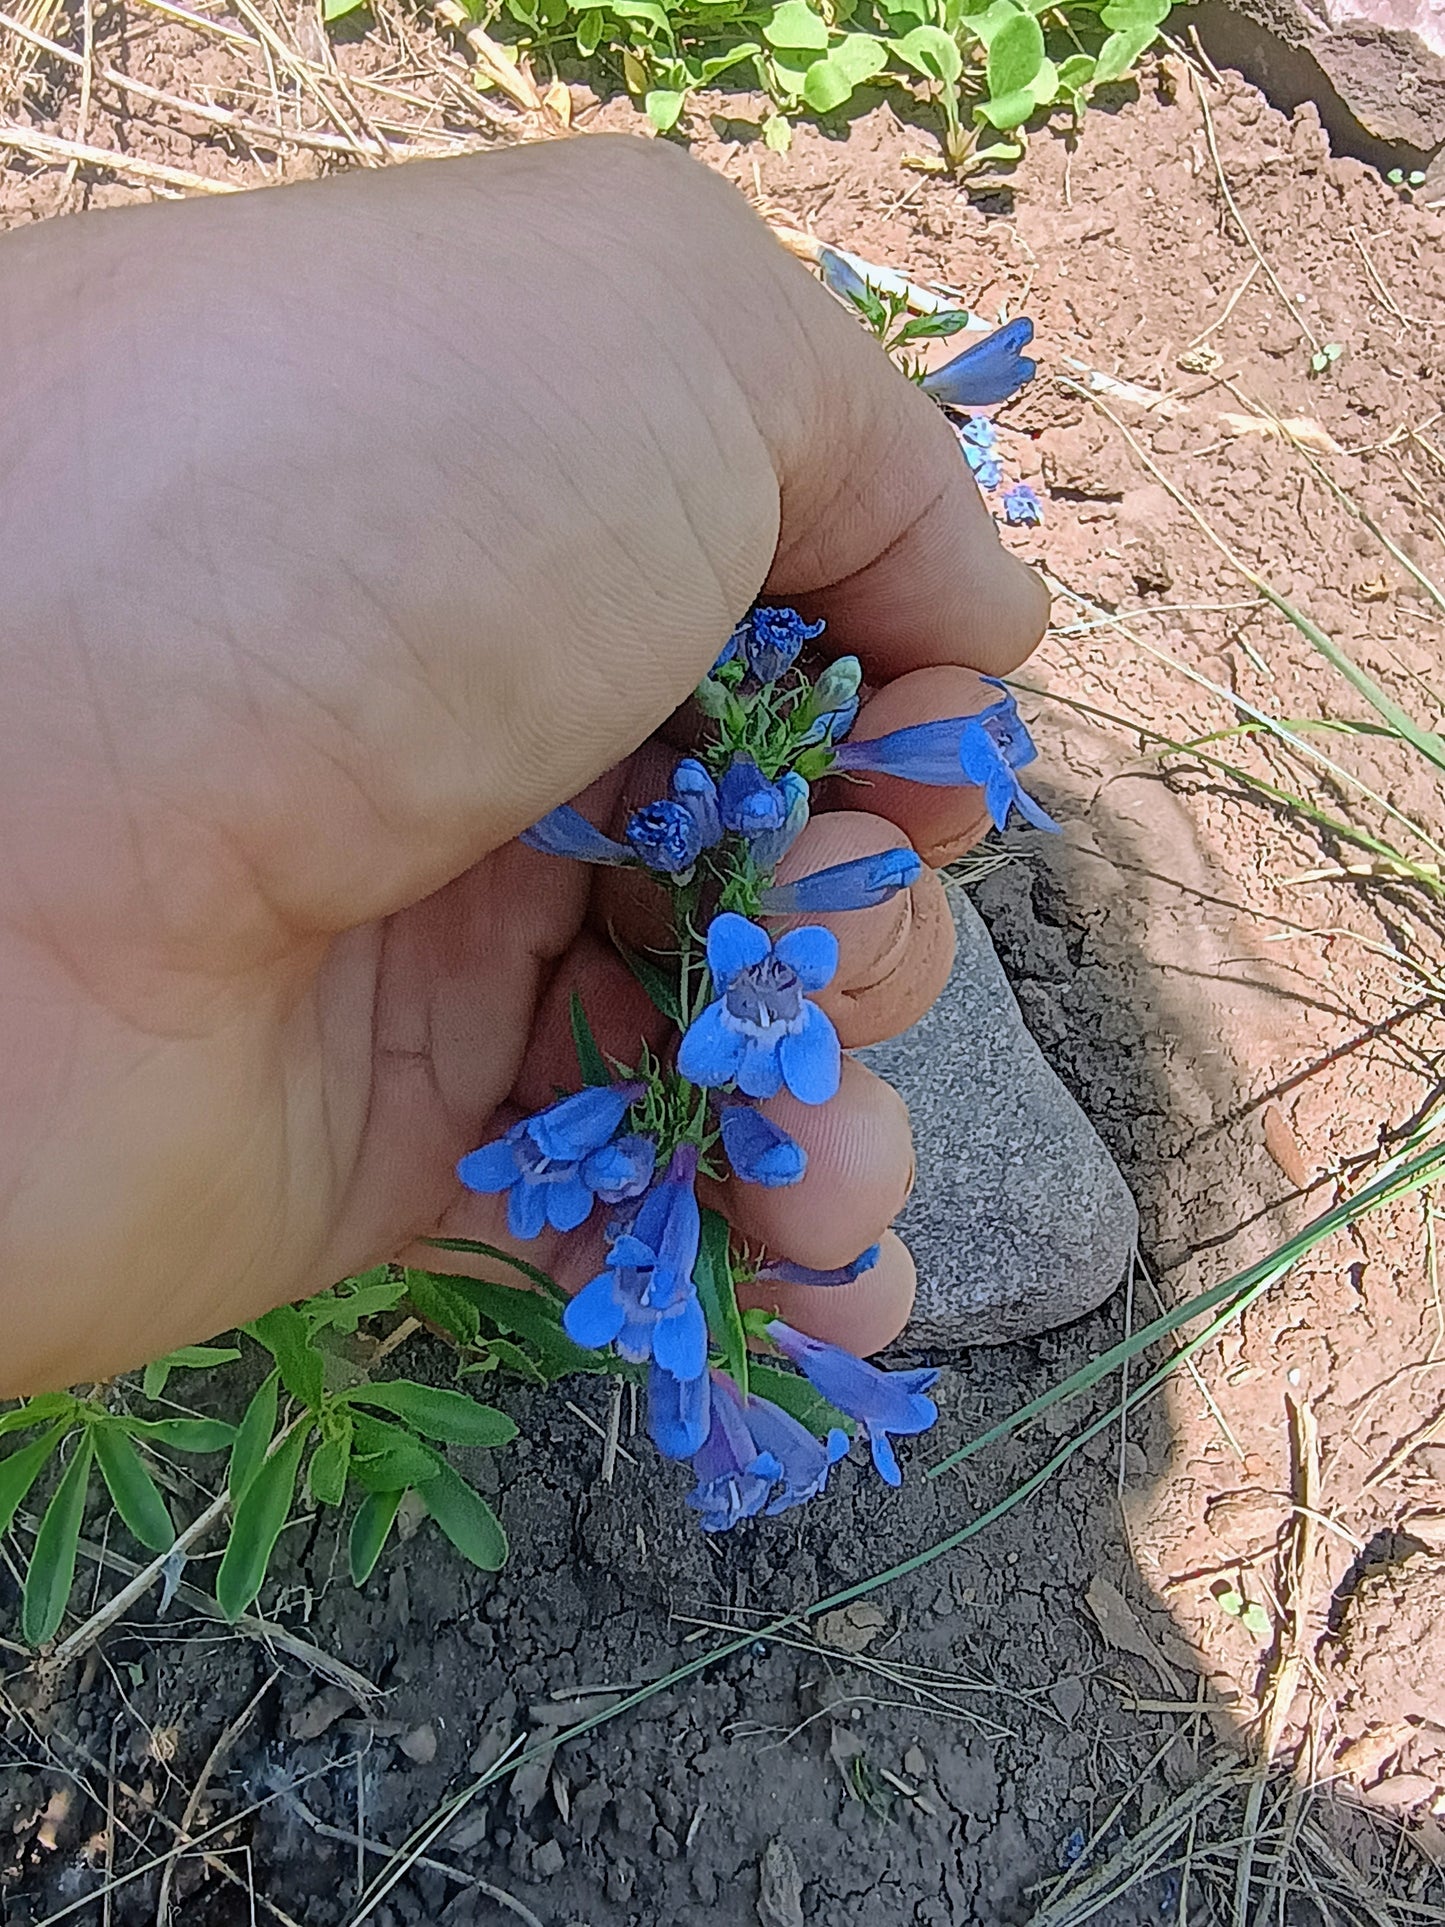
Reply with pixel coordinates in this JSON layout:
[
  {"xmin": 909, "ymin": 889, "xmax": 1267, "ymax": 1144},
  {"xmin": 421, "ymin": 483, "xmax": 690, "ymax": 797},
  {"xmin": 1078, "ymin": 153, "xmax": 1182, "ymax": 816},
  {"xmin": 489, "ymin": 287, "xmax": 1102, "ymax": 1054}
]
[
  {"xmin": 467, "ymin": 1338, "xmax": 546, "ymax": 1384},
  {"xmin": 22, "ymin": 1433, "xmax": 94, "ymax": 1646},
  {"xmin": 124, "ymin": 1417, "xmax": 236, "ymax": 1453},
  {"xmin": 986, "ymin": 8, "xmax": 1044, "ymax": 96},
  {"xmin": 93, "ymin": 1423, "xmax": 174, "ymax": 1552},
  {"xmin": 749, "ymin": 1361, "xmax": 854, "ymax": 1437},
  {"xmin": 0, "ymin": 1394, "xmax": 75, "ymax": 1440},
  {"xmin": 1101, "ymin": 0, "xmax": 1170, "ymax": 26},
  {"xmin": 423, "ymin": 1241, "xmax": 565, "ymax": 1302},
  {"xmin": 350, "ymin": 1413, "xmax": 445, "ymax": 1490},
  {"xmin": 420, "ymin": 1462, "xmax": 508, "ymax": 1571},
  {"xmin": 569, "ymin": 991, "xmax": 610, "ymax": 1088},
  {"xmin": 216, "ymin": 1424, "xmax": 309, "ymax": 1621},
  {"xmin": 763, "ymin": 0, "xmax": 829, "ymax": 49},
  {"xmin": 614, "ymin": 940, "xmax": 683, "ymax": 1023},
  {"xmin": 0, "ymin": 1422, "xmax": 69, "ymax": 1536},
  {"xmin": 574, "ymin": 5, "xmax": 603, "ymax": 53},
  {"xmin": 141, "ymin": 1345, "xmax": 239, "ymax": 1401},
  {"xmin": 349, "ymin": 1488, "xmax": 403, "ymax": 1585},
  {"xmin": 347, "ymin": 1382, "xmax": 517, "ymax": 1447},
  {"xmin": 249, "ymin": 1307, "xmax": 324, "ymax": 1408},
  {"xmin": 893, "ymin": 22, "xmax": 962, "ymax": 83},
  {"xmin": 1093, "ymin": 21, "xmax": 1157, "ymax": 83},
  {"xmin": 897, "ymin": 308, "xmax": 974, "ymax": 341},
  {"xmin": 229, "ymin": 1371, "xmax": 280, "ymax": 1502},
  {"xmin": 404, "ymin": 1269, "xmax": 481, "ymax": 1348},
  {"xmin": 308, "ymin": 1431, "xmax": 351, "ymax": 1507},
  {"xmin": 694, "ymin": 1208, "xmax": 749, "ymax": 1396}
]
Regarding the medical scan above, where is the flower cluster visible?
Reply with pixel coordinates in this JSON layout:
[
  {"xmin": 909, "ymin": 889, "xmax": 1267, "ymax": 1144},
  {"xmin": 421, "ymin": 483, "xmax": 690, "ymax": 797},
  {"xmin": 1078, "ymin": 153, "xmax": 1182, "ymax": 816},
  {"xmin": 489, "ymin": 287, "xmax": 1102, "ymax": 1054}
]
[{"xmin": 456, "ymin": 601, "xmax": 1056, "ymax": 1531}]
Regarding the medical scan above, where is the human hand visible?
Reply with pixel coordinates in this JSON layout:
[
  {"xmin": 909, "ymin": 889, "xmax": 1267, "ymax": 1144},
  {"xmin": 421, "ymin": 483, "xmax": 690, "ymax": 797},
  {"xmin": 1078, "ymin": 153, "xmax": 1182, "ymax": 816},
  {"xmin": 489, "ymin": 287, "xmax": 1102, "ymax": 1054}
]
[{"xmin": 0, "ymin": 135, "xmax": 1046, "ymax": 1395}]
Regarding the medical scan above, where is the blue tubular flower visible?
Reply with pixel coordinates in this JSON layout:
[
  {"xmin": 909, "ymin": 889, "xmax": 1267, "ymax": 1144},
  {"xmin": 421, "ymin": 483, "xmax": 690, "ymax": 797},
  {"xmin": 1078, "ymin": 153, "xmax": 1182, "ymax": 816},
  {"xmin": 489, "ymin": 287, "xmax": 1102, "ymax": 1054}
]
[
  {"xmin": 580, "ymin": 1132, "xmax": 656, "ymax": 1204},
  {"xmin": 687, "ymin": 1373, "xmax": 849, "ymax": 1529},
  {"xmin": 678, "ymin": 914, "xmax": 841, "ymax": 1104},
  {"xmin": 671, "ymin": 758, "xmax": 722, "ymax": 847},
  {"xmin": 744, "ymin": 607, "xmax": 825, "ymax": 685},
  {"xmin": 759, "ymin": 847, "xmax": 922, "ymax": 916},
  {"xmin": 831, "ymin": 703, "xmax": 1058, "ymax": 834},
  {"xmin": 714, "ymin": 621, "xmax": 747, "ymax": 673},
  {"xmin": 921, "ymin": 317, "xmax": 1037, "ymax": 409},
  {"xmin": 563, "ymin": 1145, "xmax": 706, "ymax": 1381},
  {"xmin": 748, "ymin": 772, "xmax": 809, "ymax": 873},
  {"xmin": 816, "ymin": 244, "xmax": 872, "ymax": 309},
  {"xmin": 458, "ymin": 1084, "xmax": 643, "ymax": 1238},
  {"xmin": 649, "ymin": 1361, "xmax": 711, "ymax": 1460},
  {"xmin": 757, "ymin": 1246, "xmax": 880, "ymax": 1289},
  {"xmin": 978, "ymin": 680, "xmax": 1039, "ymax": 772},
  {"xmin": 719, "ymin": 1105, "xmax": 806, "ymax": 1188},
  {"xmin": 1002, "ymin": 482, "xmax": 1043, "ymax": 527},
  {"xmin": 767, "ymin": 1321, "xmax": 939, "ymax": 1485},
  {"xmin": 520, "ymin": 804, "xmax": 629, "ymax": 866},
  {"xmin": 626, "ymin": 799, "xmax": 703, "ymax": 876},
  {"xmin": 718, "ymin": 757, "xmax": 787, "ymax": 838}
]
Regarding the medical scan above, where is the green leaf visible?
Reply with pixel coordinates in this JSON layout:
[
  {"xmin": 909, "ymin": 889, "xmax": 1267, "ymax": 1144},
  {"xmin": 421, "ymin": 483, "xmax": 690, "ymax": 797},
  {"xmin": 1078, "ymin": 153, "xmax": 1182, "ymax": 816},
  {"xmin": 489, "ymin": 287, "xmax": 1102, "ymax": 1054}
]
[
  {"xmin": 761, "ymin": 110, "xmax": 793, "ymax": 150},
  {"xmin": 124, "ymin": 1417, "xmax": 236, "ymax": 1454},
  {"xmin": 694, "ymin": 1208, "xmax": 749, "ymax": 1395},
  {"xmin": 307, "ymin": 1429, "xmax": 351, "ymax": 1507},
  {"xmin": 748, "ymin": 1361, "xmax": 855, "ymax": 1437},
  {"xmin": 229, "ymin": 1371, "xmax": 280, "ymax": 1503},
  {"xmin": 404, "ymin": 1268, "xmax": 481, "ymax": 1348},
  {"xmin": 569, "ymin": 991, "xmax": 610, "ymax": 1087},
  {"xmin": 347, "ymin": 1381, "xmax": 517, "ymax": 1447},
  {"xmin": 764, "ymin": 0, "xmax": 829, "ymax": 49},
  {"xmin": 0, "ymin": 1422, "xmax": 69, "ymax": 1536},
  {"xmin": 349, "ymin": 1412, "xmax": 445, "ymax": 1489},
  {"xmin": 349, "ymin": 1488, "xmax": 403, "ymax": 1585},
  {"xmin": 249, "ymin": 1306, "xmax": 324, "ymax": 1408},
  {"xmin": 322, "ymin": 0, "xmax": 365, "ymax": 18},
  {"xmin": 1093, "ymin": 21, "xmax": 1158, "ymax": 83},
  {"xmin": 92, "ymin": 1423, "xmax": 174, "ymax": 1551},
  {"xmin": 615, "ymin": 941, "xmax": 683, "ymax": 1023},
  {"xmin": 426, "ymin": 1273, "xmax": 608, "ymax": 1381},
  {"xmin": 607, "ymin": 0, "xmax": 672, "ymax": 30},
  {"xmin": 305, "ymin": 1269, "xmax": 406, "ymax": 1334},
  {"xmin": 141, "ymin": 1345, "xmax": 239, "ymax": 1401},
  {"xmin": 1057, "ymin": 50, "xmax": 1095, "ymax": 96},
  {"xmin": 897, "ymin": 308, "xmax": 975, "ymax": 340},
  {"xmin": 695, "ymin": 41, "xmax": 760, "ymax": 82},
  {"xmin": 974, "ymin": 82, "xmax": 1033, "ymax": 127},
  {"xmin": 1101, "ymin": 0, "xmax": 1170, "ymax": 26},
  {"xmin": 422, "ymin": 1240, "xmax": 565, "ymax": 1302},
  {"xmin": 802, "ymin": 32, "xmax": 886, "ymax": 110},
  {"xmin": 0, "ymin": 1394, "xmax": 75, "ymax": 1440},
  {"xmin": 986, "ymin": 7, "xmax": 1043, "ymax": 96},
  {"xmin": 467, "ymin": 1337, "xmax": 546, "ymax": 1384},
  {"xmin": 216, "ymin": 1424, "xmax": 309, "ymax": 1621},
  {"xmin": 892, "ymin": 23, "xmax": 961, "ymax": 85},
  {"xmin": 420, "ymin": 1462, "xmax": 508, "ymax": 1570},
  {"xmin": 22, "ymin": 1433, "xmax": 95, "ymax": 1645},
  {"xmin": 645, "ymin": 86, "xmax": 687, "ymax": 129},
  {"xmin": 574, "ymin": 5, "xmax": 604, "ymax": 53}
]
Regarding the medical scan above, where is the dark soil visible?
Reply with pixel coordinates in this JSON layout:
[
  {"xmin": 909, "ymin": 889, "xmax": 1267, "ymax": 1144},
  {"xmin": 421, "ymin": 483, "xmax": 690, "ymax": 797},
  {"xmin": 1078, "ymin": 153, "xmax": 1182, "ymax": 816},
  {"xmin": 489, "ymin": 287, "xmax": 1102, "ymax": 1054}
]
[{"xmin": 4, "ymin": 12, "xmax": 1445, "ymax": 1925}]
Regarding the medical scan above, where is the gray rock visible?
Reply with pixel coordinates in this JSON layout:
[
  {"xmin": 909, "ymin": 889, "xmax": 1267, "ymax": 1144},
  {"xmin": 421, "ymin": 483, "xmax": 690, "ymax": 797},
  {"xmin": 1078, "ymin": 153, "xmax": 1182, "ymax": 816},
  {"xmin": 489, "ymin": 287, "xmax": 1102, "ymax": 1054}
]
[{"xmin": 860, "ymin": 896, "xmax": 1136, "ymax": 1348}]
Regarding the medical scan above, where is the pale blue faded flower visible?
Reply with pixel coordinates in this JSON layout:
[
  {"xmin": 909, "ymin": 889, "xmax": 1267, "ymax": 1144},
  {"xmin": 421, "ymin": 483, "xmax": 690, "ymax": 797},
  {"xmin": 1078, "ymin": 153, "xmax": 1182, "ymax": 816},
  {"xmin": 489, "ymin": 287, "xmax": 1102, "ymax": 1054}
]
[
  {"xmin": 748, "ymin": 771, "xmax": 810, "ymax": 873},
  {"xmin": 1002, "ymin": 482, "xmax": 1043, "ymax": 527}
]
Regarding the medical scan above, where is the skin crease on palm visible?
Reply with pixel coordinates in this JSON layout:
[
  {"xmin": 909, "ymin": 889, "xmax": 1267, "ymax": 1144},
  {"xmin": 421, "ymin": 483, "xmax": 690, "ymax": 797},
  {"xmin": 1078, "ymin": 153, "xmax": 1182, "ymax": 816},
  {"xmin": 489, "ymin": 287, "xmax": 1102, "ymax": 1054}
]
[{"xmin": 0, "ymin": 135, "xmax": 1048, "ymax": 1398}]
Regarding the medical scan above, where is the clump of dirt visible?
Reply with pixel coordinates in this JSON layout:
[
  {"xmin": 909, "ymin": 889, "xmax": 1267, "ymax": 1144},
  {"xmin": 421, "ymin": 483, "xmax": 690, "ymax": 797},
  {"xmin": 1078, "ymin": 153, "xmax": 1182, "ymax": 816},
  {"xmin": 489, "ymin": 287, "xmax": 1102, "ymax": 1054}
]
[{"xmin": 4, "ymin": 11, "xmax": 1445, "ymax": 1924}]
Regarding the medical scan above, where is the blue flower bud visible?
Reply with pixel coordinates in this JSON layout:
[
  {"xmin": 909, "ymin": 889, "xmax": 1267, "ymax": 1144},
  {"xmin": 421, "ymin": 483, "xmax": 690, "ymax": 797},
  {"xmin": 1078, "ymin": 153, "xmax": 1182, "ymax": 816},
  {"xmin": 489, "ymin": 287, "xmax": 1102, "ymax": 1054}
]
[
  {"xmin": 520, "ymin": 804, "xmax": 629, "ymax": 866},
  {"xmin": 718, "ymin": 756, "xmax": 786, "ymax": 837},
  {"xmin": 719, "ymin": 1105, "xmax": 806, "ymax": 1187},
  {"xmin": 745, "ymin": 607, "xmax": 825, "ymax": 685},
  {"xmin": 748, "ymin": 771, "xmax": 810, "ymax": 872},
  {"xmin": 671, "ymin": 758, "xmax": 722, "ymax": 847},
  {"xmin": 625, "ymin": 799, "xmax": 703, "ymax": 875}
]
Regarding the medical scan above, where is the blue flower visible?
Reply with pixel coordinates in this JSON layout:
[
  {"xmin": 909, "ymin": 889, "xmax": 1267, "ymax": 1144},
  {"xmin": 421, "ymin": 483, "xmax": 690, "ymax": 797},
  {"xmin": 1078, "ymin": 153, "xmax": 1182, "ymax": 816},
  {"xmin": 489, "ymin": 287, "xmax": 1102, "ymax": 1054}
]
[
  {"xmin": 767, "ymin": 1321, "xmax": 939, "ymax": 1485},
  {"xmin": 671, "ymin": 758, "xmax": 722, "ymax": 847},
  {"xmin": 759, "ymin": 847, "xmax": 921, "ymax": 915},
  {"xmin": 796, "ymin": 657, "xmax": 863, "ymax": 749},
  {"xmin": 625, "ymin": 799, "xmax": 704, "ymax": 876},
  {"xmin": 713, "ymin": 621, "xmax": 748, "ymax": 673},
  {"xmin": 756, "ymin": 1246, "xmax": 880, "ymax": 1289},
  {"xmin": 816, "ymin": 244, "xmax": 874, "ymax": 310},
  {"xmin": 1002, "ymin": 482, "xmax": 1042, "ymax": 527},
  {"xmin": 977, "ymin": 679, "xmax": 1040, "ymax": 773},
  {"xmin": 748, "ymin": 772, "xmax": 810, "ymax": 872},
  {"xmin": 718, "ymin": 757, "xmax": 787, "ymax": 838},
  {"xmin": 562, "ymin": 1145, "xmax": 706, "ymax": 1383},
  {"xmin": 921, "ymin": 318, "xmax": 1036, "ymax": 409},
  {"xmin": 743, "ymin": 607, "xmax": 825, "ymax": 685},
  {"xmin": 831, "ymin": 700, "xmax": 1058, "ymax": 834},
  {"xmin": 579, "ymin": 1132, "xmax": 657, "ymax": 1204},
  {"xmin": 648, "ymin": 1360, "xmax": 711, "ymax": 1460},
  {"xmin": 457, "ymin": 1084, "xmax": 643, "ymax": 1239},
  {"xmin": 678, "ymin": 915, "xmax": 841, "ymax": 1105},
  {"xmin": 970, "ymin": 454, "xmax": 1004, "ymax": 492},
  {"xmin": 958, "ymin": 417, "xmax": 998, "ymax": 452},
  {"xmin": 686, "ymin": 1372, "xmax": 849, "ymax": 1529},
  {"xmin": 520, "ymin": 804, "xmax": 629, "ymax": 866},
  {"xmin": 719, "ymin": 1105, "xmax": 806, "ymax": 1188}
]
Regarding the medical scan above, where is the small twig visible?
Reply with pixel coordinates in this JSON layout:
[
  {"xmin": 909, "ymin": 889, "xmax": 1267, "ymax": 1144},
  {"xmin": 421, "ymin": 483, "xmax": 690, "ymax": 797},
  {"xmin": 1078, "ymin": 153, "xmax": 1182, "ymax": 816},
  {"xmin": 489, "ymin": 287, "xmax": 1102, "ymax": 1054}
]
[
  {"xmin": 102, "ymin": 1722, "xmax": 118, "ymax": 1927},
  {"xmin": 154, "ymin": 1670, "xmax": 280, "ymax": 1927},
  {"xmin": 1184, "ymin": 260, "xmax": 1260, "ymax": 350},
  {"xmin": 62, "ymin": 0, "xmax": 94, "ymax": 188},
  {"xmin": 283, "ymin": 1789, "xmax": 546, "ymax": 1927},
  {"xmin": 601, "ymin": 1375, "xmax": 623, "ymax": 1485},
  {"xmin": 0, "ymin": 120, "xmax": 239, "ymax": 191}
]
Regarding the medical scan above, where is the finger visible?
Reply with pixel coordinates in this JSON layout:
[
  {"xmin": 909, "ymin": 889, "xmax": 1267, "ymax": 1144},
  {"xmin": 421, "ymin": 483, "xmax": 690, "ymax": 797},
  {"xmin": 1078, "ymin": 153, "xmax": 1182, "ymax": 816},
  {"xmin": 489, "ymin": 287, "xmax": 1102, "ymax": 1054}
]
[
  {"xmin": 769, "ymin": 810, "xmax": 956, "ymax": 1048},
  {"xmin": 510, "ymin": 931, "xmax": 671, "ymax": 1114},
  {"xmin": 704, "ymin": 1055, "xmax": 913, "ymax": 1270},
  {"xmin": 739, "ymin": 1229, "xmax": 916, "ymax": 1357},
  {"xmin": 820, "ymin": 665, "xmax": 1002, "ymax": 866}
]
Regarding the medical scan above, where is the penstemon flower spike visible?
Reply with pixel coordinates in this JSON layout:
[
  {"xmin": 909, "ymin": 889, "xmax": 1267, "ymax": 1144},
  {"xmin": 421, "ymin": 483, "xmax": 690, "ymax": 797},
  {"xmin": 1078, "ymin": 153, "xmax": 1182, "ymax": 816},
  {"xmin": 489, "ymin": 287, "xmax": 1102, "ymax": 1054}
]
[{"xmin": 457, "ymin": 590, "xmax": 1058, "ymax": 1530}]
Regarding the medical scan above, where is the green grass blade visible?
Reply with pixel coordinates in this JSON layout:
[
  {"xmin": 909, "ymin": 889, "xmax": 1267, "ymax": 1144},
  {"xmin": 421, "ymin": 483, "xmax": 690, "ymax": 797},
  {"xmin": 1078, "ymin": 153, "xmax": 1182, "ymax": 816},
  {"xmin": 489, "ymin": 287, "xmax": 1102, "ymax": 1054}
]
[
  {"xmin": 124, "ymin": 1417, "xmax": 236, "ymax": 1454},
  {"xmin": 93, "ymin": 1422, "xmax": 175, "ymax": 1551},
  {"xmin": 22, "ymin": 1432, "xmax": 95, "ymax": 1646},
  {"xmin": 569, "ymin": 990, "xmax": 611, "ymax": 1086}
]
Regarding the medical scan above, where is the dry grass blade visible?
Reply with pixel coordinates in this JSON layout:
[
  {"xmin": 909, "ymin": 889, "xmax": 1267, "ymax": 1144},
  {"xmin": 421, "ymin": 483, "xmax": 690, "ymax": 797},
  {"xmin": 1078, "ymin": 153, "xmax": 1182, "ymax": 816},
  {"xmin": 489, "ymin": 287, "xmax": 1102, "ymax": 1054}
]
[
  {"xmin": 0, "ymin": 120, "xmax": 239, "ymax": 190},
  {"xmin": 154, "ymin": 1669, "xmax": 280, "ymax": 1927}
]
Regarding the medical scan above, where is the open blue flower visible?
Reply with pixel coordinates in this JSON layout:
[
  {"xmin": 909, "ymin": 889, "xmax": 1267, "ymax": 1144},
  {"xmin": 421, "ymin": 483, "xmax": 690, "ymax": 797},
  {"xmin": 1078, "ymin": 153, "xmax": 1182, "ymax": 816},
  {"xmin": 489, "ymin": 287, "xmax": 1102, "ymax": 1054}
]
[
  {"xmin": 686, "ymin": 1372, "xmax": 849, "ymax": 1529},
  {"xmin": 520, "ymin": 804, "xmax": 629, "ymax": 866},
  {"xmin": 921, "ymin": 318, "xmax": 1036, "ymax": 409},
  {"xmin": 756, "ymin": 1246, "xmax": 880, "ymax": 1289},
  {"xmin": 719, "ymin": 1105, "xmax": 806, "ymax": 1188},
  {"xmin": 718, "ymin": 757, "xmax": 787, "ymax": 839},
  {"xmin": 458, "ymin": 1084, "xmax": 643, "ymax": 1239},
  {"xmin": 748, "ymin": 772, "xmax": 810, "ymax": 872},
  {"xmin": 831, "ymin": 699, "xmax": 1058, "ymax": 834},
  {"xmin": 1002, "ymin": 482, "xmax": 1043, "ymax": 527},
  {"xmin": 743, "ymin": 607, "xmax": 825, "ymax": 685},
  {"xmin": 649, "ymin": 1360, "xmax": 711, "ymax": 1460},
  {"xmin": 767, "ymin": 1322, "xmax": 939, "ymax": 1485},
  {"xmin": 563, "ymin": 1145, "xmax": 706, "ymax": 1383},
  {"xmin": 759, "ymin": 847, "xmax": 921, "ymax": 916},
  {"xmin": 678, "ymin": 914, "xmax": 841, "ymax": 1105}
]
